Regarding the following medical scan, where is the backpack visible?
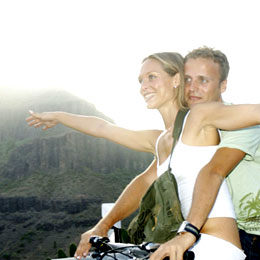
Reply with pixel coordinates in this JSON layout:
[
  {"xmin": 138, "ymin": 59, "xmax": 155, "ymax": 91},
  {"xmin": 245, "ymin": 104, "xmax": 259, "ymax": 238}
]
[{"xmin": 127, "ymin": 109, "xmax": 189, "ymax": 244}]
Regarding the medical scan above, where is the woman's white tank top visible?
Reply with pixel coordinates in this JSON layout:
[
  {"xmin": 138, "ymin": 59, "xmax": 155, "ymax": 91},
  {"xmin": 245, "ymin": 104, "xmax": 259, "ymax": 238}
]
[{"xmin": 156, "ymin": 115, "xmax": 236, "ymax": 219}]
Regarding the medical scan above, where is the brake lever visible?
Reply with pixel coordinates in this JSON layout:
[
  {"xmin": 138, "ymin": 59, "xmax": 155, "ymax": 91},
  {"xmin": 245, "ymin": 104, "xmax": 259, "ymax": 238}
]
[{"xmin": 140, "ymin": 242, "xmax": 160, "ymax": 252}]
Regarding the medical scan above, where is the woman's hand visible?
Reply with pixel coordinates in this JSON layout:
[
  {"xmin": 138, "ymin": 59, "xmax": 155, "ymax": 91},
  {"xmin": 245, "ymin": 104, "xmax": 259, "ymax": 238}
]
[
  {"xmin": 26, "ymin": 110, "xmax": 59, "ymax": 130},
  {"xmin": 149, "ymin": 233, "xmax": 195, "ymax": 260},
  {"xmin": 74, "ymin": 223, "xmax": 109, "ymax": 259}
]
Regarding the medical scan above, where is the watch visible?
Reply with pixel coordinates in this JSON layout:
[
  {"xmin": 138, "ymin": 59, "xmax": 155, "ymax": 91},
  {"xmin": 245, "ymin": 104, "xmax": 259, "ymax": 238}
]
[{"xmin": 177, "ymin": 221, "xmax": 201, "ymax": 241}]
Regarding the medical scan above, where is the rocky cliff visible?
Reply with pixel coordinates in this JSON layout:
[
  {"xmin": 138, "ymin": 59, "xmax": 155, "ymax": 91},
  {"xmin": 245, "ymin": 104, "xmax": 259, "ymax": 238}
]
[{"xmin": 0, "ymin": 88, "xmax": 153, "ymax": 260}]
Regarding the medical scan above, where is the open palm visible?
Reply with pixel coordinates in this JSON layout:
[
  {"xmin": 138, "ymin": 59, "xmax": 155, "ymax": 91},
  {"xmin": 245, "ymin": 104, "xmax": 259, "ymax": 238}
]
[{"xmin": 26, "ymin": 111, "xmax": 59, "ymax": 130}]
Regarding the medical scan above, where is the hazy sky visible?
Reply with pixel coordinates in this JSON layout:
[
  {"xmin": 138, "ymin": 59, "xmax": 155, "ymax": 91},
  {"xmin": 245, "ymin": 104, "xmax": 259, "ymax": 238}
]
[{"xmin": 1, "ymin": 0, "xmax": 259, "ymax": 129}]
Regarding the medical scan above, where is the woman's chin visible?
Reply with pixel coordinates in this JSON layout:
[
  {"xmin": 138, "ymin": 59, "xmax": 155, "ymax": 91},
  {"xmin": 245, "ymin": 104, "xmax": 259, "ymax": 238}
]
[{"xmin": 146, "ymin": 104, "xmax": 157, "ymax": 110}]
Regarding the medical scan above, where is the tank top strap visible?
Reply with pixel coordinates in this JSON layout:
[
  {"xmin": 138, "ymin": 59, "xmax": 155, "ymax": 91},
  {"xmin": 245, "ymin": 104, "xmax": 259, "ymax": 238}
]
[
  {"xmin": 178, "ymin": 111, "xmax": 190, "ymax": 141},
  {"xmin": 155, "ymin": 130, "xmax": 167, "ymax": 167}
]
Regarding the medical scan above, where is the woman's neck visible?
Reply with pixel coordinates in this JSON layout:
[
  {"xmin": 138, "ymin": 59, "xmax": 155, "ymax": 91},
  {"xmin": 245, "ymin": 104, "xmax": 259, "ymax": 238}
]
[{"xmin": 159, "ymin": 101, "xmax": 179, "ymax": 130}]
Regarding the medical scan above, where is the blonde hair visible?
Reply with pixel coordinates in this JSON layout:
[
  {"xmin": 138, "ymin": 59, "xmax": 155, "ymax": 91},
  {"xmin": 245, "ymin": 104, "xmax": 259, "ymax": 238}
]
[{"xmin": 143, "ymin": 52, "xmax": 187, "ymax": 110}]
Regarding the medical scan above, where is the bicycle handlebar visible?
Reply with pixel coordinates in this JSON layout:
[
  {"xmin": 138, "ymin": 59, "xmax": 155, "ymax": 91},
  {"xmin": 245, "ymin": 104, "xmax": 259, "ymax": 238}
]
[
  {"xmin": 88, "ymin": 236, "xmax": 195, "ymax": 260},
  {"xmin": 53, "ymin": 236, "xmax": 195, "ymax": 260}
]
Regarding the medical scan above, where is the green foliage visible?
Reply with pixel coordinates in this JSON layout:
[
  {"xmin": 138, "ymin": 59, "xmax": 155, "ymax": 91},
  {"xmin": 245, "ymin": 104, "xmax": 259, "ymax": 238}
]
[
  {"xmin": 1, "ymin": 252, "xmax": 19, "ymax": 260},
  {"xmin": 20, "ymin": 231, "xmax": 36, "ymax": 243},
  {"xmin": 2, "ymin": 253, "xmax": 11, "ymax": 260},
  {"xmin": 69, "ymin": 243, "xmax": 77, "ymax": 257},
  {"xmin": 51, "ymin": 243, "xmax": 77, "ymax": 259},
  {"xmin": 57, "ymin": 249, "xmax": 67, "ymax": 258},
  {"xmin": 0, "ymin": 140, "xmax": 15, "ymax": 166}
]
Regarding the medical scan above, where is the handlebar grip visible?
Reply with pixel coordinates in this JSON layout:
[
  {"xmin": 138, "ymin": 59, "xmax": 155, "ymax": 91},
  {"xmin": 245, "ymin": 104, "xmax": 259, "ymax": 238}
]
[
  {"xmin": 89, "ymin": 236, "xmax": 110, "ymax": 246},
  {"xmin": 163, "ymin": 250, "xmax": 194, "ymax": 260},
  {"xmin": 89, "ymin": 236, "xmax": 111, "ymax": 252},
  {"xmin": 184, "ymin": 251, "xmax": 195, "ymax": 260}
]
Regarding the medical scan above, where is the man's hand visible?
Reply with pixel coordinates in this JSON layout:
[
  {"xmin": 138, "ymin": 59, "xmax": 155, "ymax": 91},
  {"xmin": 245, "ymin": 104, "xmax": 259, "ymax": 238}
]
[
  {"xmin": 26, "ymin": 110, "xmax": 59, "ymax": 130},
  {"xmin": 149, "ymin": 233, "xmax": 195, "ymax": 260},
  {"xmin": 74, "ymin": 223, "xmax": 109, "ymax": 259}
]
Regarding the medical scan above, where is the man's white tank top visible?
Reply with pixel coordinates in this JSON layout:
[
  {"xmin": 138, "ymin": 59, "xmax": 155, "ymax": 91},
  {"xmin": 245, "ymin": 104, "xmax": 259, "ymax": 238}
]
[{"xmin": 156, "ymin": 115, "xmax": 236, "ymax": 219}]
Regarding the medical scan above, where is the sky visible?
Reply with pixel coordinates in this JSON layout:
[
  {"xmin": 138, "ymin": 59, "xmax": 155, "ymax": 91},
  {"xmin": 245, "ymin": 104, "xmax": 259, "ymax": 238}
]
[{"xmin": 1, "ymin": 0, "xmax": 259, "ymax": 130}]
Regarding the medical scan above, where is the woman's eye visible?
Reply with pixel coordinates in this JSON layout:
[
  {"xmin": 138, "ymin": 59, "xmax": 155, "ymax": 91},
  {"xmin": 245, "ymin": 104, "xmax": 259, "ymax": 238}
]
[{"xmin": 148, "ymin": 75, "xmax": 156, "ymax": 80}]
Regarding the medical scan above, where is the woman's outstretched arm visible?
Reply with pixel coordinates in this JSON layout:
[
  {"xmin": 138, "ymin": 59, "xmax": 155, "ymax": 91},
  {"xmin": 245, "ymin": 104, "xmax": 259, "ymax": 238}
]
[{"xmin": 26, "ymin": 110, "xmax": 162, "ymax": 154}]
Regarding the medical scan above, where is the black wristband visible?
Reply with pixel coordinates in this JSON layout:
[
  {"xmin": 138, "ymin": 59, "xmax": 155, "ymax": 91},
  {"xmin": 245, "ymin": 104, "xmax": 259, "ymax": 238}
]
[
  {"xmin": 177, "ymin": 221, "xmax": 201, "ymax": 242},
  {"xmin": 185, "ymin": 223, "xmax": 201, "ymax": 241}
]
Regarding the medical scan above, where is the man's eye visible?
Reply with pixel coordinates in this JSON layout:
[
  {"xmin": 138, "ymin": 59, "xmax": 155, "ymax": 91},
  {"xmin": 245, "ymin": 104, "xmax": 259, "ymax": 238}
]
[
  {"xmin": 200, "ymin": 78, "xmax": 208, "ymax": 84},
  {"xmin": 184, "ymin": 77, "xmax": 191, "ymax": 84}
]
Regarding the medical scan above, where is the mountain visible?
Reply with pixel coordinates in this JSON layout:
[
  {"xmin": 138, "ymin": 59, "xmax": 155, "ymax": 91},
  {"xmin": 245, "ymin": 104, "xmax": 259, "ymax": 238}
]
[{"xmin": 0, "ymin": 88, "xmax": 153, "ymax": 260}]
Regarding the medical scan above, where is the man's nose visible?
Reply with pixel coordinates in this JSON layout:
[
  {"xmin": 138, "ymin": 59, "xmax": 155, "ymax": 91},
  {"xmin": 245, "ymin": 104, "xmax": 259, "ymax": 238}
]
[{"xmin": 188, "ymin": 80, "xmax": 199, "ymax": 91}]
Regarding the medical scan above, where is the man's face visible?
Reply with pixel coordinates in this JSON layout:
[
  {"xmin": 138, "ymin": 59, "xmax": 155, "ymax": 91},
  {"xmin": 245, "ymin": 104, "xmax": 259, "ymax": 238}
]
[{"xmin": 184, "ymin": 58, "xmax": 227, "ymax": 107}]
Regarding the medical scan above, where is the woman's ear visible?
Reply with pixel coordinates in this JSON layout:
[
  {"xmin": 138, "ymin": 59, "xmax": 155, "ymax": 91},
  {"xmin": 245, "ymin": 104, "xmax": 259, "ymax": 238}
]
[{"xmin": 173, "ymin": 73, "xmax": 180, "ymax": 88}]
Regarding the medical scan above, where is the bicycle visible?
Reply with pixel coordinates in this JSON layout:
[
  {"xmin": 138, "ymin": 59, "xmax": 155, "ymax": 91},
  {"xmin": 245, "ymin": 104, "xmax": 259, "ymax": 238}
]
[{"xmin": 53, "ymin": 236, "xmax": 195, "ymax": 260}]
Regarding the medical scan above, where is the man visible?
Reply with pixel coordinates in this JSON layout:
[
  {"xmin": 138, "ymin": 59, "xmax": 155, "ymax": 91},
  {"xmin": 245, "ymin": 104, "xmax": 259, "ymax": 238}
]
[
  {"xmin": 183, "ymin": 48, "xmax": 260, "ymax": 260},
  {"xmin": 151, "ymin": 47, "xmax": 260, "ymax": 260},
  {"xmin": 75, "ymin": 47, "xmax": 260, "ymax": 260}
]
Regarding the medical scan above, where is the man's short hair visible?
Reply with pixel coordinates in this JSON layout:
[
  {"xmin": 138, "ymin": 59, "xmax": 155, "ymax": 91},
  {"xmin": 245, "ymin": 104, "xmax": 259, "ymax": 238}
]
[{"xmin": 184, "ymin": 46, "xmax": 230, "ymax": 83}]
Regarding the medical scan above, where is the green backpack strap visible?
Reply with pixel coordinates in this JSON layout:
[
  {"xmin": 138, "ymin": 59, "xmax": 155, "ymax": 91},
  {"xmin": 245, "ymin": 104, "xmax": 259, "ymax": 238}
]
[
  {"xmin": 168, "ymin": 109, "xmax": 189, "ymax": 171},
  {"xmin": 173, "ymin": 109, "xmax": 190, "ymax": 141}
]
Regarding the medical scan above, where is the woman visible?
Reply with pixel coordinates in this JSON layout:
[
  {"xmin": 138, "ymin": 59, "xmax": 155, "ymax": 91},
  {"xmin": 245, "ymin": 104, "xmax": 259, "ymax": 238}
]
[{"xmin": 27, "ymin": 52, "xmax": 259, "ymax": 259}]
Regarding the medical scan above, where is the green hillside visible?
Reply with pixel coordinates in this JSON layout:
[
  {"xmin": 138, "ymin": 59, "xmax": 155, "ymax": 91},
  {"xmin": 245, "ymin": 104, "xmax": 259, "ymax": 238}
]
[{"xmin": 0, "ymin": 88, "xmax": 153, "ymax": 260}]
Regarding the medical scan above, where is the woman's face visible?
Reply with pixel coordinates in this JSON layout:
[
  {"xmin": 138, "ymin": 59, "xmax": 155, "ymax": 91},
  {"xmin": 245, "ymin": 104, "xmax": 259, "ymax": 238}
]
[{"xmin": 138, "ymin": 58, "xmax": 175, "ymax": 109}]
